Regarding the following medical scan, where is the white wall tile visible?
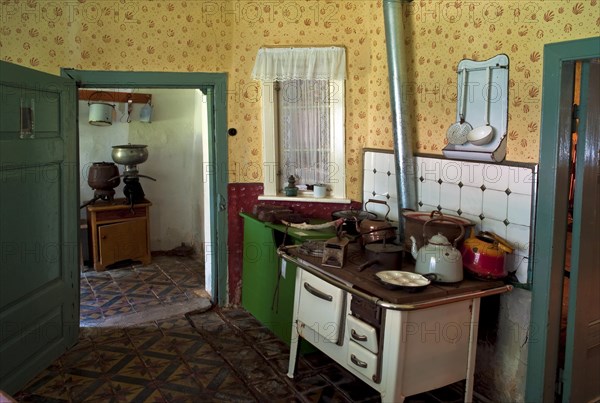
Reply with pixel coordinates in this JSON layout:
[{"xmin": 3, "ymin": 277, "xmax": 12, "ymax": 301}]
[
  {"xmin": 482, "ymin": 189, "xmax": 508, "ymax": 221},
  {"xmin": 483, "ymin": 164, "xmax": 510, "ymax": 191},
  {"xmin": 373, "ymin": 171, "xmax": 391, "ymax": 196},
  {"xmin": 515, "ymin": 256, "xmax": 529, "ymax": 284},
  {"xmin": 481, "ymin": 218, "xmax": 507, "ymax": 239},
  {"xmin": 508, "ymin": 193, "xmax": 532, "ymax": 226},
  {"xmin": 415, "ymin": 156, "xmax": 423, "ymax": 178},
  {"xmin": 419, "ymin": 204, "xmax": 438, "ymax": 213},
  {"xmin": 506, "ymin": 224, "xmax": 531, "ymax": 257},
  {"xmin": 440, "ymin": 182, "xmax": 460, "ymax": 211},
  {"xmin": 421, "ymin": 157, "xmax": 441, "ymax": 181},
  {"xmin": 363, "ymin": 169, "xmax": 375, "ymax": 194},
  {"xmin": 461, "ymin": 213, "xmax": 482, "ymax": 234},
  {"xmin": 374, "ymin": 152, "xmax": 392, "ymax": 173},
  {"xmin": 421, "ymin": 179, "xmax": 440, "ymax": 207},
  {"xmin": 508, "ymin": 166, "xmax": 535, "ymax": 195},
  {"xmin": 460, "ymin": 185, "xmax": 483, "ymax": 216},
  {"xmin": 364, "ymin": 152, "xmax": 376, "ymax": 173},
  {"xmin": 505, "ymin": 254, "xmax": 529, "ymax": 283},
  {"xmin": 386, "ymin": 196, "xmax": 400, "ymax": 222},
  {"xmin": 441, "ymin": 159, "xmax": 462, "ymax": 184},
  {"xmin": 387, "ymin": 174, "xmax": 398, "ymax": 199},
  {"xmin": 460, "ymin": 162, "xmax": 485, "ymax": 187}
]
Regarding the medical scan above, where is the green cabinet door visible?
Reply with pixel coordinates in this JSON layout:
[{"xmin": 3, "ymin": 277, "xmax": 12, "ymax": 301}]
[{"xmin": 241, "ymin": 214, "xmax": 298, "ymax": 344}]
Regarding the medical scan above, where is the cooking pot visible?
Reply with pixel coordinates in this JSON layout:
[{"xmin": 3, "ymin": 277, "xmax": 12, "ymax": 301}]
[
  {"xmin": 461, "ymin": 229, "xmax": 514, "ymax": 280},
  {"xmin": 357, "ymin": 242, "xmax": 404, "ymax": 271},
  {"xmin": 359, "ymin": 199, "xmax": 396, "ymax": 244},
  {"xmin": 410, "ymin": 217, "xmax": 465, "ymax": 283},
  {"xmin": 331, "ymin": 209, "xmax": 377, "ymax": 236},
  {"xmin": 402, "ymin": 210, "xmax": 474, "ymax": 251}
]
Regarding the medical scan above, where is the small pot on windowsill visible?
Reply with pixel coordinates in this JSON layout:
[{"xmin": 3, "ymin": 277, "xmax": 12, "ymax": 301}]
[{"xmin": 313, "ymin": 184, "xmax": 327, "ymax": 198}]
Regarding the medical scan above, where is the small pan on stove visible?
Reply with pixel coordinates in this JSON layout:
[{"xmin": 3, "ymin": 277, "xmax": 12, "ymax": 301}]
[{"xmin": 374, "ymin": 270, "xmax": 437, "ymax": 292}]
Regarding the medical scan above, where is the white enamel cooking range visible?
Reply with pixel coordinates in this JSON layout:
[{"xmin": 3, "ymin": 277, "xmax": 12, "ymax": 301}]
[{"xmin": 280, "ymin": 245, "xmax": 511, "ymax": 402}]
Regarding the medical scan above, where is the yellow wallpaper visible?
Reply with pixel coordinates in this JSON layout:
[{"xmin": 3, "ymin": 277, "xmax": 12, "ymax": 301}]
[{"xmin": 1, "ymin": 0, "xmax": 598, "ymax": 200}]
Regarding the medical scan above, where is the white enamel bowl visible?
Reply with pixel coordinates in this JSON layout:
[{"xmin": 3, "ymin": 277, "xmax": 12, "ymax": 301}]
[{"xmin": 467, "ymin": 125, "xmax": 494, "ymax": 146}]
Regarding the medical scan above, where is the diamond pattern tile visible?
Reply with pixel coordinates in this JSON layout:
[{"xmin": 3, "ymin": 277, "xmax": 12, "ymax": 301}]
[{"xmin": 14, "ymin": 256, "xmax": 487, "ymax": 403}]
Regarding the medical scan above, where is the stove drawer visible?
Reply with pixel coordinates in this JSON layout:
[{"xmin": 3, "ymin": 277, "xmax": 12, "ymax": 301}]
[
  {"xmin": 347, "ymin": 315, "xmax": 378, "ymax": 354},
  {"xmin": 297, "ymin": 270, "xmax": 345, "ymax": 343},
  {"xmin": 347, "ymin": 341, "xmax": 377, "ymax": 381}
]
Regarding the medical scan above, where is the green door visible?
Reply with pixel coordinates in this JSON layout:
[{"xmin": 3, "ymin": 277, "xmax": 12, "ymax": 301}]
[{"xmin": 0, "ymin": 62, "xmax": 79, "ymax": 394}]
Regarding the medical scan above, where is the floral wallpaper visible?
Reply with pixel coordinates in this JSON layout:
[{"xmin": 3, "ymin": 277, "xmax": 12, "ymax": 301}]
[{"xmin": 1, "ymin": 0, "xmax": 598, "ymax": 200}]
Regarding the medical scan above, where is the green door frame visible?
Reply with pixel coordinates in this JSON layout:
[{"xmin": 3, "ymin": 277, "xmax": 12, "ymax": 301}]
[
  {"xmin": 526, "ymin": 36, "xmax": 599, "ymax": 402},
  {"xmin": 61, "ymin": 69, "xmax": 229, "ymax": 306}
]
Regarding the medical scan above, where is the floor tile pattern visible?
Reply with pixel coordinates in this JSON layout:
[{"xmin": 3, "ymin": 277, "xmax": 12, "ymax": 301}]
[
  {"xmin": 15, "ymin": 256, "xmax": 476, "ymax": 403},
  {"xmin": 79, "ymin": 255, "xmax": 206, "ymax": 327}
]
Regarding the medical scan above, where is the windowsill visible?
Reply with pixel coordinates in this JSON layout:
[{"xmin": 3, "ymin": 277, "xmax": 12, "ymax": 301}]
[{"xmin": 258, "ymin": 194, "xmax": 352, "ymax": 204}]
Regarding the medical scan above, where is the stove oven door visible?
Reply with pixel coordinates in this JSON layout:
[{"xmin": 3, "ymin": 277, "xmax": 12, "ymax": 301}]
[{"xmin": 297, "ymin": 270, "xmax": 346, "ymax": 344}]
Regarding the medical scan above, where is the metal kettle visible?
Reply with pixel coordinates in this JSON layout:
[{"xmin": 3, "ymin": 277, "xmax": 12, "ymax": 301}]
[
  {"xmin": 410, "ymin": 217, "xmax": 465, "ymax": 283},
  {"xmin": 461, "ymin": 229, "xmax": 514, "ymax": 280}
]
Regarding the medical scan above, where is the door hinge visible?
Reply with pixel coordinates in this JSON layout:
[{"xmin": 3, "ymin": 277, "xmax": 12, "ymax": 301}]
[{"xmin": 571, "ymin": 103, "xmax": 579, "ymax": 133}]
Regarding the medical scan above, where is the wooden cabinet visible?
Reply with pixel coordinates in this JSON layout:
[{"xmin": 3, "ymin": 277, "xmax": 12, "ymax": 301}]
[{"xmin": 86, "ymin": 199, "xmax": 151, "ymax": 271}]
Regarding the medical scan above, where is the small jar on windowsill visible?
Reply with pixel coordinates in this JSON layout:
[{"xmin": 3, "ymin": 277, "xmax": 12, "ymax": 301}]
[{"xmin": 313, "ymin": 184, "xmax": 327, "ymax": 198}]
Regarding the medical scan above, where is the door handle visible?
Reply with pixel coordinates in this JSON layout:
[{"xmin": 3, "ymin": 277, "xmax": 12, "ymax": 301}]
[
  {"xmin": 350, "ymin": 354, "xmax": 368, "ymax": 368},
  {"xmin": 303, "ymin": 282, "xmax": 333, "ymax": 302},
  {"xmin": 351, "ymin": 329, "xmax": 368, "ymax": 342}
]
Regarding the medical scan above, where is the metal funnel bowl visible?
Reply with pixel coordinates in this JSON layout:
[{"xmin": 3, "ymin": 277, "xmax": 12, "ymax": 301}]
[{"xmin": 112, "ymin": 144, "xmax": 148, "ymax": 166}]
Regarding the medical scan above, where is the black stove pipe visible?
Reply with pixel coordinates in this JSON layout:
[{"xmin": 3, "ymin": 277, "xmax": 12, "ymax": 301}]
[{"xmin": 383, "ymin": 0, "xmax": 417, "ymax": 242}]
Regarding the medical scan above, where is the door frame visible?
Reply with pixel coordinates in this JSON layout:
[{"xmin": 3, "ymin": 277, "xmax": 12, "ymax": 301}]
[
  {"xmin": 526, "ymin": 36, "xmax": 599, "ymax": 402},
  {"xmin": 61, "ymin": 69, "xmax": 229, "ymax": 306}
]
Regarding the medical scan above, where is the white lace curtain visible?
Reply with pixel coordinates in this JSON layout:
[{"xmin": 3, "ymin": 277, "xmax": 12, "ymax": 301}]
[
  {"xmin": 251, "ymin": 47, "xmax": 346, "ymax": 81},
  {"xmin": 252, "ymin": 47, "xmax": 346, "ymax": 188}
]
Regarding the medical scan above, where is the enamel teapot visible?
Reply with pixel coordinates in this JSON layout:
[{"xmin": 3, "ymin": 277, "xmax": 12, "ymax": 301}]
[{"xmin": 410, "ymin": 217, "xmax": 465, "ymax": 283}]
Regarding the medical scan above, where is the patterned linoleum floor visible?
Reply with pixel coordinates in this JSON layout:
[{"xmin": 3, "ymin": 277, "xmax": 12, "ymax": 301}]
[{"xmin": 14, "ymin": 256, "xmax": 471, "ymax": 403}]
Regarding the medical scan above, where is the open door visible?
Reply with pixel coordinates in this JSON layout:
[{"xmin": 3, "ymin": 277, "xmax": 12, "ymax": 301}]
[
  {"xmin": 0, "ymin": 62, "xmax": 79, "ymax": 394},
  {"xmin": 561, "ymin": 58, "xmax": 600, "ymax": 402}
]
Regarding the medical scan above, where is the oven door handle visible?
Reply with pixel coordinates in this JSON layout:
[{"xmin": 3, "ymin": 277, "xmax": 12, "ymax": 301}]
[
  {"xmin": 303, "ymin": 282, "xmax": 333, "ymax": 302},
  {"xmin": 351, "ymin": 329, "xmax": 368, "ymax": 342}
]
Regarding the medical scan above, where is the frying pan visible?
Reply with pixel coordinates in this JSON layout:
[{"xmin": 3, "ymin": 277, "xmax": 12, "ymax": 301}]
[{"xmin": 446, "ymin": 67, "xmax": 472, "ymax": 145}]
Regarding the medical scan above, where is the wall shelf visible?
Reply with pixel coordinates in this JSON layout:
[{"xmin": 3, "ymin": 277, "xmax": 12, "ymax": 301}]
[{"xmin": 78, "ymin": 89, "xmax": 152, "ymax": 104}]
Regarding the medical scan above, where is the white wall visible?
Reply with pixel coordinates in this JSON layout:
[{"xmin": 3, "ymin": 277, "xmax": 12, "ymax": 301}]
[{"xmin": 79, "ymin": 88, "xmax": 205, "ymax": 253}]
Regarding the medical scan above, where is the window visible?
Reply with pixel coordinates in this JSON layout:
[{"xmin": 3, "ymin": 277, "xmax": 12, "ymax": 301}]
[{"xmin": 252, "ymin": 47, "xmax": 348, "ymax": 202}]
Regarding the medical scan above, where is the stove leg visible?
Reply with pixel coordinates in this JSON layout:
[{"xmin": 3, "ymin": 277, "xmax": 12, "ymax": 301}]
[
  {"xmin": 465, "ymin": 298, "xmax": 481, "ymax": 403},
  {"xmin": 287, "ymin": 321, "xmax": 300, "ymax": 378}
]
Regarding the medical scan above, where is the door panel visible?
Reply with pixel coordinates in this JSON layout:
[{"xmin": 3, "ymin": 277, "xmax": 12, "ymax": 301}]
[
  {"xmin": 0, "ymin": 61, "xmax": 78, "ymax": 394},
  {"xmin": 563, "ymin": 59, "xmax": 600, "ymax": 402}
]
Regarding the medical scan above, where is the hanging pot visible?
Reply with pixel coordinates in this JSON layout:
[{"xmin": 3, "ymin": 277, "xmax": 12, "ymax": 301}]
[{"xmin": 89, "ymin": 102, "xmax": 114, "ymax": 126}]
